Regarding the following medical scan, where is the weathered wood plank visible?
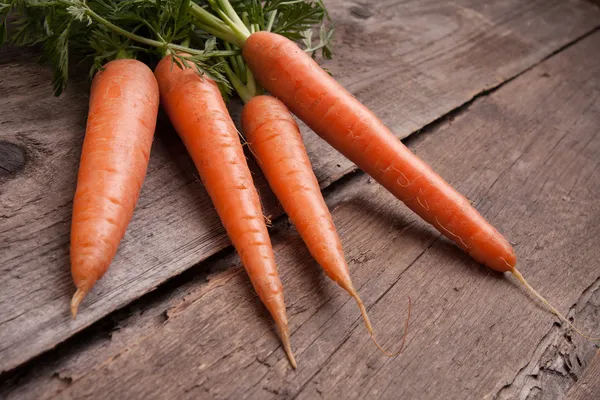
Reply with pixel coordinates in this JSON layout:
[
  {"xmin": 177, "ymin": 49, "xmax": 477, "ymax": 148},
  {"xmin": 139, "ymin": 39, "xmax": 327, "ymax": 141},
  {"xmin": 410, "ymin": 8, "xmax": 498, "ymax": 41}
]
[
  {"xmin": 3, "ymin": 26, "xmax": 600, "ymax": 400},
  {"xmin": 567, "ymin": 350, "xmax": 600, "ymax": 400},
  {"xmin": 1, "ymin": 0, "xmax": 599, "ymax": 373}
]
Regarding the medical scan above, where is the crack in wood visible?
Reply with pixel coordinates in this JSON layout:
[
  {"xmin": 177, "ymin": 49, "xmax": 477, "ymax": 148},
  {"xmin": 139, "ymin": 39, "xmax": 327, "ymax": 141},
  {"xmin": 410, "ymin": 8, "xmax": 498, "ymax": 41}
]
[
  {"xmin": 402, "ymin": 24, "xmax": 600, "ymax": 155},
  {"xmin": 490, "ymin": 278, "xmax": 600, "ymax": 399}
]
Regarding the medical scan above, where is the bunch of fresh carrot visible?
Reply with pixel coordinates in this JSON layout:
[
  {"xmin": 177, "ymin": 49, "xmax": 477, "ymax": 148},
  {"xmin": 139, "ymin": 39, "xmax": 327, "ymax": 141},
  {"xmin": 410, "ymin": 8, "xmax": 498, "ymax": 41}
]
[{"xmin": 2, "ymin": 0, "xmax": 596, "ymax": 369}]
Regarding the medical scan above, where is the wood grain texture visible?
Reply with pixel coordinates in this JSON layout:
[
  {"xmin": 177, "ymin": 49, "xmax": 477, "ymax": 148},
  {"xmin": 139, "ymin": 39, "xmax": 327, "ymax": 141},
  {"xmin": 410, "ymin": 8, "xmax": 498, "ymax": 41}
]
[
  {"xmin": 567, "ymin": 350, "xmax": 600, "ymax": 400},
  {"xmin": 1, "ymin": 0, "xmax": 600, "ymax": 374},
  {"xmin": 3, "ymin": 27, "xmax": 600, "ymax": 400}
]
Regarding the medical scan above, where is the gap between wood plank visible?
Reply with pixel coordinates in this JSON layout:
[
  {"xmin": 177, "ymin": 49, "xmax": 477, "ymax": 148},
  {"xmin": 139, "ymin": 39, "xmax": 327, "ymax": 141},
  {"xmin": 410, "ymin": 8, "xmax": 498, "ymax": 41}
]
[{"xmin": 490, "ymin": 277, "xmax": 600, "ymax": 399}]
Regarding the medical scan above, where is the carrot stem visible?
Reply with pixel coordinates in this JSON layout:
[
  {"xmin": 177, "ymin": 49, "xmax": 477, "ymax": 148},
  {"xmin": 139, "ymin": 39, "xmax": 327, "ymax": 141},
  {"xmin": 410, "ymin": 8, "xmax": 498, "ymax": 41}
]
[
  {"xmin": 115, "ymin": 48, "xmax": 131, "ymax": 59},
  {"xmin": 224, "ymin": 41, "xmax": 245, "ymax": 82},
  {"xmin": 189, "ymin": 3, "xmax": 243, "ymax": 46},
  {"xmin": 210, "ymin": 7, "xmax": 250, "ymax": 44},
  {"xmin": 266, "ymin": 10, "xmax": 277, "ymax": 32},
  {"xmin": 192, "ymin": 19, "xmax": 243, "ymax": 48},
  {"xmin": 222, "ymin": 62, "xmax": 253, "ymax": 103},
  {"xmin": 245, "ymin": 67, "xmax": 259, "ymax": 97},
  {"xmin": 511, "ymin": 269, "xmax": 600, "ymax": 341},
  {"xmin": 214, "ymin": 0, "xmax": 251, "ymax": 38},
  {"xmin": 84, "ymin": 6, "xmax": 237, "ymax": 57}
]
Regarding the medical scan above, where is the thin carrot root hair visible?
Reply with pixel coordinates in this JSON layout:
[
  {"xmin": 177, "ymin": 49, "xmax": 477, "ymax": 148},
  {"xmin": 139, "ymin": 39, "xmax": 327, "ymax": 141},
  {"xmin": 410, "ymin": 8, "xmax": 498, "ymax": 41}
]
[
  {"xmin": 349, "ymin": 287, "xmax": 411, "ymax": 357},
  {"xmin": 70, "ymin": 288, "xmax": 88, "ymax": 319},
  {"xmin": 264, "ymin": 215, "xmax": 273, "ymax": 227},
  {"xmin": 278, "ymin": 324, "xmax": 297, "ymax": 369},
  {"xmin": 511, "ymin": 268, "xmax": 600, "ymax": 341}
]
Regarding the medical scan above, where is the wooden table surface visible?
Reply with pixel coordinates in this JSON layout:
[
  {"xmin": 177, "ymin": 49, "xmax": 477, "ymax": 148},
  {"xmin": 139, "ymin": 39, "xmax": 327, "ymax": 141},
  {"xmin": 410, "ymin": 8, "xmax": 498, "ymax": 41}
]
[{"xmin": 1, "ymin": 0, "xmax": 600, "ymax": 398}]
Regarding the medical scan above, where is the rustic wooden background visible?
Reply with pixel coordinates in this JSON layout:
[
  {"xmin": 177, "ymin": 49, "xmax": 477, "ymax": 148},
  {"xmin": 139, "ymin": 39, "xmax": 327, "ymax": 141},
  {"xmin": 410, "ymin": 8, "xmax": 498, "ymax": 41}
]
[{"xmin": 1, "ymin": 0, "xmax": 599, "ymax": 398}]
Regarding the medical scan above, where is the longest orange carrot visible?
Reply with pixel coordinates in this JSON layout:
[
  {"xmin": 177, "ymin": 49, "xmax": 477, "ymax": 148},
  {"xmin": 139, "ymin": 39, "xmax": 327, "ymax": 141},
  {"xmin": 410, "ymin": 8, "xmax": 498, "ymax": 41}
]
[
  {"xmin": 154, "ymin": 56, "xmax": 296, "ymax": 367},
  {"xmin": 242, "ymin": 32, "xmax": 598, "ymax": 339},
  {"xmin": 244, "ymin": 32, "xmax": 515, "ymax": 273},
  {"xmin": 71, "ymin": 59, "xmax": 159, "ymax": 315}
]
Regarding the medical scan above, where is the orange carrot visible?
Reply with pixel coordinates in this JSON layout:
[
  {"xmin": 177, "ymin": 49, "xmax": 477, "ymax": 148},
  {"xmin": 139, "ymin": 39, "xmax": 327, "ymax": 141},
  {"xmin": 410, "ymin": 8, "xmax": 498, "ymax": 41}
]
[
  {"xmin": 243, "ymin": 31, "xmax": 599, "ymax": 339},
  {"xmin": 244, "ymin": 32, "xmax": 514, "ymax": 272},
  {"xmin": 71, "ymin": 59, "xmax": 159, "ymax": 316},
  {"xmin": 243, "ymin": 95, "xmax": 408, "ymax": 354},
  {"xmin": 154, "ymin": 56, "xmax": 296, "ymax": 367}
]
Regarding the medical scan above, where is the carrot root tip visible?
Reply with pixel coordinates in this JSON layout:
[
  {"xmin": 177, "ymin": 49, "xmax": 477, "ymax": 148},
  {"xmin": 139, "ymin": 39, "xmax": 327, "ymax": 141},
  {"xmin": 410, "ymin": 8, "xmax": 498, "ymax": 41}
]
[
  {"xmin": 71, "ymin": 288, "xmax": 88, "ymax": 319},
  {"xmin": 511, "ymin": 268, "xmax": 600, "ymax": 342},
  {"xmin": 348, "ymin": 285, "xmax": 411, "ymax": 357},
  {"xmin": 352, "ymin": 291, "xmax": 374, "ymax": 335},
  {"xmin": 278, "ymin": 324, "xmax": 297, "ymax": 369}
]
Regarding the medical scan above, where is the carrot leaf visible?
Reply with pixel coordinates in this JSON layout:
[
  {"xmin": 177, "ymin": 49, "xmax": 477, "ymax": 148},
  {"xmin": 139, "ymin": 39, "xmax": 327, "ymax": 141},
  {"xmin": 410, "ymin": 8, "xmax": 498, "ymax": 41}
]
[
  {"xmin": 1, "ymin": 0, "xmax": 234, "ymax": 95},
  {"xmin": 46, "ymin": 19, "xmax": 72, "ymax": 95}
]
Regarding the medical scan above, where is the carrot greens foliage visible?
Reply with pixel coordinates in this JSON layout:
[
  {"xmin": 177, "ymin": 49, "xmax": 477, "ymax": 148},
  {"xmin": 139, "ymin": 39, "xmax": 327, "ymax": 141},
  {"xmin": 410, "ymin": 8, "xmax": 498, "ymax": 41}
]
[
  {"xmin": 0, "ymin": 0, "xmax": 233, "ymax": 95},
  {"xmin": 0, "ymin": 0, "xmax": 332, "ymax": 96},
  {"xmin": 193, "ymin": 0, "xmax": 333, "ymax": 58}
]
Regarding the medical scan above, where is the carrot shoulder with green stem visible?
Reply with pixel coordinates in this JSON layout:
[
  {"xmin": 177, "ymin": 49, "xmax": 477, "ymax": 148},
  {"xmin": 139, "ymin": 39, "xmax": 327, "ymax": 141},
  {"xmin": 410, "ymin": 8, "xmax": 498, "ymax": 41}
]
[{"xmin": 193, "ymin": 0, "xmax": 599, "ymax": 340}]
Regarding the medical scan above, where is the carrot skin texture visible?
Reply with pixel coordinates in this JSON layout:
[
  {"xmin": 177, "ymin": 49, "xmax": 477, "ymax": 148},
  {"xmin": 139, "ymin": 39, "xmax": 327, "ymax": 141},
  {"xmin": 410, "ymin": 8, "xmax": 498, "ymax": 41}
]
[
  {"xmin": 243, "ymin": 96, "xmax": 352, "ymax": 288},
  {"xmin": 243, "ymin": 32, "xmax": 516, "ymax": 273},
  {"xmin": 70, "ymin": 59, "xmax": 159, "ymax": 311},
  {"xmin": 154, "ymin": 57, "xmax": 295, "ymax": 367}
]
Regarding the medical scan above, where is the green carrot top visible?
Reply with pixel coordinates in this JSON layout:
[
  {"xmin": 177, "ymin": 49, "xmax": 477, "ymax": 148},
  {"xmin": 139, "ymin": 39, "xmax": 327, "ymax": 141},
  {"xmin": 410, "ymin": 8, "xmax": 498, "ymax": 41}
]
[
  {"xmin": 0, "ymin": 0, "xmax": 235, "ymax": 95},
  {"xmin": 0, "ymin": 0, "xmax": 333, "ymax": 98}
]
